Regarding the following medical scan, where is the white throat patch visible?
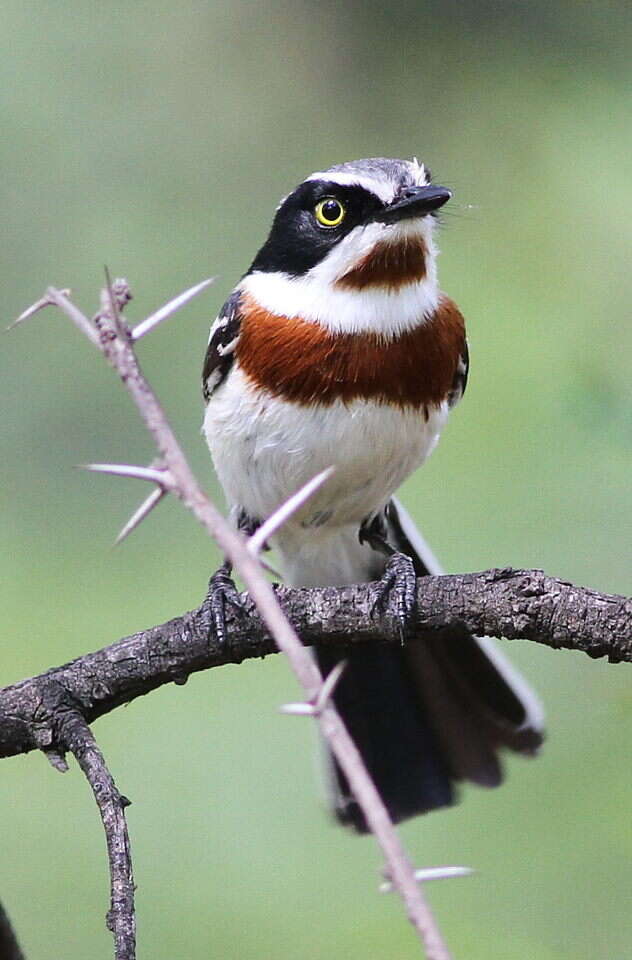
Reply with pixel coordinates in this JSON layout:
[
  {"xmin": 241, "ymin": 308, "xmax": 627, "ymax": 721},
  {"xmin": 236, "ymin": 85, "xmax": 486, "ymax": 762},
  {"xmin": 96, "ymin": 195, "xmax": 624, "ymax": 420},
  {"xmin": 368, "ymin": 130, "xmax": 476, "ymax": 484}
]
[{"xmin": 241, "ymin": 218, "xmax": 439, "ymax": 337}]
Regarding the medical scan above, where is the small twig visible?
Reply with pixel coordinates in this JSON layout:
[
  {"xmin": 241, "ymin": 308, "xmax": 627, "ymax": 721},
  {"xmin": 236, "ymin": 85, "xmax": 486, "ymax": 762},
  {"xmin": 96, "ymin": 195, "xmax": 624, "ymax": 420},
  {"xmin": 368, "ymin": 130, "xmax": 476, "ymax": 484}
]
[
  {"xmin": 45, "ymin": 286, "xmax": 101, "ymax": 346},
  {"xmin": 104, "ymin": 267, "xmax": 129, "ymax": 340},
  {"xmin": 0, "ymin": 899, "xmax": 25, "ymax": 960},
  {"xmin": 56, "ymin": 713, "xmax": 135, "ymax": 960}
]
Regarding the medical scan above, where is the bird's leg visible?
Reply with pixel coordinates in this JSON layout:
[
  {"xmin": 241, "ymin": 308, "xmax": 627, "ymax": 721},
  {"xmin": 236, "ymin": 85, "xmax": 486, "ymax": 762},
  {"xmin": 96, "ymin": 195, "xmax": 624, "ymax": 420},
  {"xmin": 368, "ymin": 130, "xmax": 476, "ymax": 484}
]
[
  {"xmin": 359, "ymin": 511, "xmax": 397, "ymax": 557},
  {"xmin": 233, "ymin": 507, "xmax": 263, "ymax": 540},
  {"xmin": 359, "ymin": 514, "xmax": 417, "ymax": 642},
  {"xmin": 207, "ymin": 510, "xmax": 261, "ymax": 649},
  {"xmin": 207, "ymin": 561, "xmax": 247, "ymax": 650}
]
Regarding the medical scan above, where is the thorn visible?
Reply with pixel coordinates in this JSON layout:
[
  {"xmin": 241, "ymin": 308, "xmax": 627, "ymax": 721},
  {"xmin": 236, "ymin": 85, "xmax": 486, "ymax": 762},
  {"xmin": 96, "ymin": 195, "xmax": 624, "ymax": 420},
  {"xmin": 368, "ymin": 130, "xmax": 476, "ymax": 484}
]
[
  {"xmin": 7, "ymin": 289, "xmax": 72, "ymax": 331},
  {"xmin": 132, "ymin": 277, "xmax": 215, "ymax": 341},
  {"xmin": 115, "ymin": 487, "xmax": 166, "ymax": 544},
  {"xmin": 313, "ymin": 659, "xmax": 346, "ymax": 713},
  {"xmin": 280, "ymin": 661, "xmax": 346, "ymax": 719},
  {"xmin": 412, "ymin": 865, "xmax": 474, "ymax": 882},
  {"xmin": 81, "ymin": 463, "xmax": 173, "ymax": 486},
  {"xmin": 279, "ymin": 702, "xmax": 317, "ymax": 716},
  {"xmin": 45, "ymin": 287, "xmax": 101, "ymax": 346},
  {"xmin": 248, "ymin": 467, "xmax": 335, "ymax": 556},
  {"xmin": 379, "ymin": 865, "xmax": 474, "ymax": 893}
]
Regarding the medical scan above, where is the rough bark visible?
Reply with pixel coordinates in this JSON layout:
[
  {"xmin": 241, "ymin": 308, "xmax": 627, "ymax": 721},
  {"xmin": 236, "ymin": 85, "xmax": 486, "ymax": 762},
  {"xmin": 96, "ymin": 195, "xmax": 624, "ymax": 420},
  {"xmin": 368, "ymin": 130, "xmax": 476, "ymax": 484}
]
[
  {"xmin": 1, "ymin": 567, "xmax": 628, "ymax": 762},
  {"xmin": 55, "ymin": 713, "xmax": 135, "ymax": 960}
]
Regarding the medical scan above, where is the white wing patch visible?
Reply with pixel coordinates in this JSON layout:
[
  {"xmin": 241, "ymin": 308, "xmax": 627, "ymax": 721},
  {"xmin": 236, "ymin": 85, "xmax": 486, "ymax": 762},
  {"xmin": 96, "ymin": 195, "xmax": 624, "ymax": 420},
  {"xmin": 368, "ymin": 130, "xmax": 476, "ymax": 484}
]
[{"xmin": 202, "ymin": 290, "xmax": 242, "ymax": 402}]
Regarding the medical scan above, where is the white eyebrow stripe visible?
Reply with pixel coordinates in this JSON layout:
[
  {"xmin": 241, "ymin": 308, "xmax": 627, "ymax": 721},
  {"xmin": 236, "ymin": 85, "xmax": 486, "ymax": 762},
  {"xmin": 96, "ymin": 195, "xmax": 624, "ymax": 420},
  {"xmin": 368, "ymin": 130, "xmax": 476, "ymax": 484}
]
[{"xmin": 305, "ymin": 171, "xmax": 396, "ymax": 205}]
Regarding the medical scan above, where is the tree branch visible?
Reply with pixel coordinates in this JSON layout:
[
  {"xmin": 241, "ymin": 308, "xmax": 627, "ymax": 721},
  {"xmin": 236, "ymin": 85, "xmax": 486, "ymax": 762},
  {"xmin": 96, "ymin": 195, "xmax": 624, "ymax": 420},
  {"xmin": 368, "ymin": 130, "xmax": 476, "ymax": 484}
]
[
  {"xmin": 55, "ymin": 713, "xmax": 135, "ymax": 960},
  {"xmin": 1, "ymin": 568, "xmax": 628, "ymax": 763}
]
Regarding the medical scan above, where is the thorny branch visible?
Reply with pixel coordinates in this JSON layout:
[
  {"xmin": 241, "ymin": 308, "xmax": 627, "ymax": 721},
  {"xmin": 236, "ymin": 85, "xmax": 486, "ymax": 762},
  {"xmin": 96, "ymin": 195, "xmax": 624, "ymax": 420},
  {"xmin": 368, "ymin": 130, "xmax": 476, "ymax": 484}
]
[{"xmin": 6, "ymin": 279, "xmax": 461, "ymax": 960}]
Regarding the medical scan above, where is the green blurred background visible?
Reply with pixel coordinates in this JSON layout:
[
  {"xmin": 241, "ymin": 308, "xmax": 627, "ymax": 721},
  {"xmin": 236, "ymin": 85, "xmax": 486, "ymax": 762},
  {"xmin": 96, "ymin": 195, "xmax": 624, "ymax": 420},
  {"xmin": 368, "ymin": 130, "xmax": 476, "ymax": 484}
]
[{"xmin": 2, "ymin": 1, "xmax": 631, "ymax": 957}]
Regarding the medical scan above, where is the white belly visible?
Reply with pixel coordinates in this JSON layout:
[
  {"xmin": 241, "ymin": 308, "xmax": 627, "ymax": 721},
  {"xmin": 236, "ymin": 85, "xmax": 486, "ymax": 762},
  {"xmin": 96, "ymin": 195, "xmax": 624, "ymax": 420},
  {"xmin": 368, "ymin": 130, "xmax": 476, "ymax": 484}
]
[{"xmin": 203, "ymin": 367, "xmax": 449, "ymax": 580}]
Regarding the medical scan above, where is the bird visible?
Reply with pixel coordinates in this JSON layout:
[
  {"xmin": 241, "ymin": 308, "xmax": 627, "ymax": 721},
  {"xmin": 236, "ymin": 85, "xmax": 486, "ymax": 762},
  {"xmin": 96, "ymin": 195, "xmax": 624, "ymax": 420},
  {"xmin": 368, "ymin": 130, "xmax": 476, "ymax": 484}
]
[{"xmin": 202, "ymin": 156, "xmax": 544, "ymax": 832}]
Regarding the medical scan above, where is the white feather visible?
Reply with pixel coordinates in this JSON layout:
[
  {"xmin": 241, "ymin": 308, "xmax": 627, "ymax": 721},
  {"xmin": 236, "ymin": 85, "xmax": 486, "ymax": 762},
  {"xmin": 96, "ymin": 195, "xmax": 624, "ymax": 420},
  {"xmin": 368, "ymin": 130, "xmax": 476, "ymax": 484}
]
[
  {"xmin": 305, "ymin": 157, "xmax": 430, "ymax": 202},
  {"xmin": 203, "ymin": 366, "xmax": 449, "ymax": 586},
  {"xmin": 240, "ymin": 218, "xmax": 439, "ymax": 338},
  {"xmin": 304, "ymin": 170, "xmax": 398, "ymax": 204},
  {"xmin": 207, "ymin": 312, "xmax": 228, "ymax": 345}
]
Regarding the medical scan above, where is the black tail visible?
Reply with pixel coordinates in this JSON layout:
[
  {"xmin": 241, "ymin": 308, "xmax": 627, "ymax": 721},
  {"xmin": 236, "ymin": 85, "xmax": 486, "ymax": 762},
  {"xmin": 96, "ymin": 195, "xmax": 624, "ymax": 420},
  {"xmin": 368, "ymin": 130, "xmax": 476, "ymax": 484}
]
[{"xmin": 316, "ymin": 498, "xmax": 544, "ymax": 832}]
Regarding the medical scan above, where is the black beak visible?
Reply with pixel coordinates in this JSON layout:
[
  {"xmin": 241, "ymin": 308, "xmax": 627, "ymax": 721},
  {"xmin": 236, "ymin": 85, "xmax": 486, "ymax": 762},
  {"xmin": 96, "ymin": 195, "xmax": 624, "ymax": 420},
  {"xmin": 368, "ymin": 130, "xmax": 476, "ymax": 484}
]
[{"xmin": 373, "ymin": 185, "xmax": 452, "ymax": 224}]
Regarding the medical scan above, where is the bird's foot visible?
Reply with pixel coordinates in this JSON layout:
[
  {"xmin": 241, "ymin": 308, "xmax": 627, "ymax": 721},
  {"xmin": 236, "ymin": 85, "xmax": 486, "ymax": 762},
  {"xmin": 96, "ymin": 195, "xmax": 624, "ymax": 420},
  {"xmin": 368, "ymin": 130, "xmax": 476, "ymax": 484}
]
[
  {"xmin": 207, "ymin": 561, "xmax": 249, "ymax": 652},
  {"xmin": 373, "ymin": 552, "xmax": 418, "ymax": 644}
]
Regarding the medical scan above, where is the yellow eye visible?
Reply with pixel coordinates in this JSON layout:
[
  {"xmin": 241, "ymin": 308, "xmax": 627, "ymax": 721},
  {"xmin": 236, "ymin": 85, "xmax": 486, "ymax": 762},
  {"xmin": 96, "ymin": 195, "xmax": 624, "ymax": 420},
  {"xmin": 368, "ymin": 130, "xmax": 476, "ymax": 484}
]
[{"xmin": 314, "ymin": 197, "xmax": 346, "ymax": 227}]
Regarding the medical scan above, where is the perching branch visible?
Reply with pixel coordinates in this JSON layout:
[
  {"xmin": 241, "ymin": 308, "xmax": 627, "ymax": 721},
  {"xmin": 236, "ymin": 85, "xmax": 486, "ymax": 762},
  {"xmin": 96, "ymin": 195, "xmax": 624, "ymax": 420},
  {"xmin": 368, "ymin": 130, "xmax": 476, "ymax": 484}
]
[
  {"xmin": 0, "ymin": 567, "xmax": 629, "ymax": 762},
  {"xmin": 7, "ymin": 279, "xmax": 457, "ymax": 960}
]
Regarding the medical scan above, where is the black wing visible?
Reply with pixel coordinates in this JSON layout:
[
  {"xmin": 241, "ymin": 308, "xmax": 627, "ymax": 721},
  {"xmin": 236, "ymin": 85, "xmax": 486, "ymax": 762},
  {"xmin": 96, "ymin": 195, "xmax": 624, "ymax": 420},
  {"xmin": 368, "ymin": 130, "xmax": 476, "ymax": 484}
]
[
  {"xmin": 202, "ymin": 289, "xmax": 242, "ymax": 402},
  {"xmin": 448, "ymin": 338, "xmax": 469, "ymax": 408}
]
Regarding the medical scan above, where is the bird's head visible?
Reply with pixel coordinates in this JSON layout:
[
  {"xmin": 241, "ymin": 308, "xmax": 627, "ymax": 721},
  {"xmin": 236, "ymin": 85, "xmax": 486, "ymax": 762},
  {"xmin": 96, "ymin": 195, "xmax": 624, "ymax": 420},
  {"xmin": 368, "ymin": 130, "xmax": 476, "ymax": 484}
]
[{"xmin": 242, "ymin": 158, "xmax": 451, "ymax": 336}]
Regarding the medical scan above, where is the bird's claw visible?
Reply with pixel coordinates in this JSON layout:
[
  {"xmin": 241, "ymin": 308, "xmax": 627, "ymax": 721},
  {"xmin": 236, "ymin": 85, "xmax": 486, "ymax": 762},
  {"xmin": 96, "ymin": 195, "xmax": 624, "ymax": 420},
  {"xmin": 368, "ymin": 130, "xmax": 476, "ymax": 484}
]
[
  {"xmin": 373, "ymin": 552, "xmax": 417, "ymax": 644},
  {"xmin": 207, "ymin": 562, "xmax": 247, "ymax": 650}
]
